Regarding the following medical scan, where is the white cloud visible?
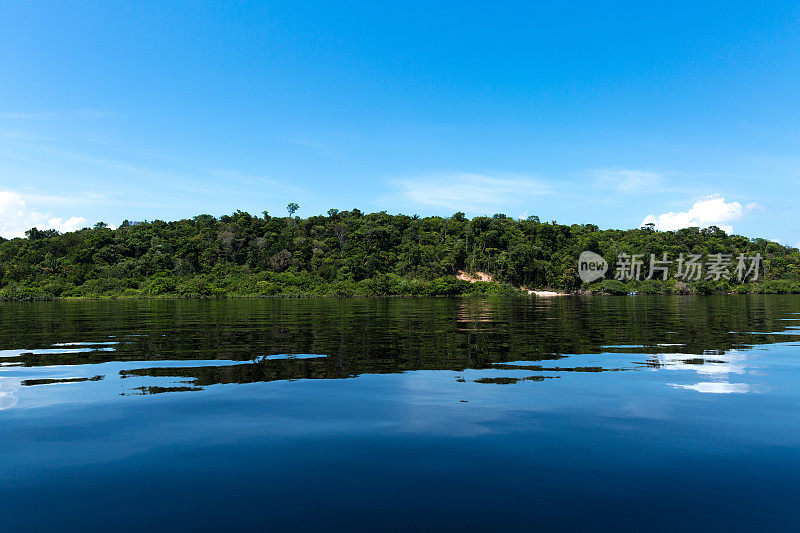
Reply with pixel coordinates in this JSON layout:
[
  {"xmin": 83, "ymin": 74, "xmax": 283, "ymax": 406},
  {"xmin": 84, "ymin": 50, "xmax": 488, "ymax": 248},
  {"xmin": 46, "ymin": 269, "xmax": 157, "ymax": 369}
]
[
  {"xmin": 0, "ymin": 191, "xmax": 87, "ymax": 238},
  {"xmin": 45, "ymin": 216, "xmax": 89, "ymax": 232},
  {"xmin": 641, "ymin": 195, "xmax": 761, "ymax": 233},
  {"xmin": 207, "ymin": 169, "xmax": 306, "ymax": 195},
  {"xmin": 389, "ymin": 173, "xmax": 550, "ymax": 212},
  {"xmin": 0, "ymin": 109, "xmax": 119, "ymax": 120},
  {"xmin": 594, "ymin": 169, "xmax": 665, "ymax": 193},
  {"xmin": 669, "ymin": 382, "xmax": 751, "ymax": 394},
  {"xmin": 0, "ymin": 191, "xmax": 25, "ymax": 219},
  {"xmin": 650, "ymin": 351, "xmax": 748, "ymax": 376},
  {"xmin": 0, "ymin": 377, "xmax": 19, "ymax": 411}
]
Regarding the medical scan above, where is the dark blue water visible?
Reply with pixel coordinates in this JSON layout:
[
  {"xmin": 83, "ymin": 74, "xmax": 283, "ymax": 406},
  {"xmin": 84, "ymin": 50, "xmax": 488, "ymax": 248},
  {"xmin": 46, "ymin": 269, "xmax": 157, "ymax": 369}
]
[{"xmin": 1, "ymin": 296, "xmax": 799, "ymax": 531}]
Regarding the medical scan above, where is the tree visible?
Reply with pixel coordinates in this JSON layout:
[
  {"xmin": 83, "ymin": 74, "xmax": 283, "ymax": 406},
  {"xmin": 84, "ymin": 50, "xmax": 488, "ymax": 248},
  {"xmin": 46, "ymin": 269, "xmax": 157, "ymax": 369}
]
[{"xmin": 1, "ymin": 206, "xmax": 799, "ymax": 299}]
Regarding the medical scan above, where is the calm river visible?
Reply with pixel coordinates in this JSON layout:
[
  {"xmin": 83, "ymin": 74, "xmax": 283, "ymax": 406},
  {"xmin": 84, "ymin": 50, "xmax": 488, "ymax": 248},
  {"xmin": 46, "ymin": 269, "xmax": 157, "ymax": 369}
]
[{"xmin": 1, "ymin": 296, "xmax": 799, "ymax": 530}]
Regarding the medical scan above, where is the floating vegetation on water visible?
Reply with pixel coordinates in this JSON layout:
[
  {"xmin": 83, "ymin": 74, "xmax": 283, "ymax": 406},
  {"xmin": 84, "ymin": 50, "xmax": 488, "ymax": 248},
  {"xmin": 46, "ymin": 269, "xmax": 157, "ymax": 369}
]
[
  {"xmin": 21, "ymin": 375, "xmax": 104, "ymax": 386},
  {"xmin": 261, "ymin": 353, "xmax": 328, "ymax": 361},
  {"xmin": 473, "ymin": 375, "xmax": 556, "ymax": 384},
  {"xmin": 492, "ymin": 363, "xmax": 617, "ymax": 372},
  {"xmin": 126, "ymin": 385, "xmax": 203, "ymax": 395}
]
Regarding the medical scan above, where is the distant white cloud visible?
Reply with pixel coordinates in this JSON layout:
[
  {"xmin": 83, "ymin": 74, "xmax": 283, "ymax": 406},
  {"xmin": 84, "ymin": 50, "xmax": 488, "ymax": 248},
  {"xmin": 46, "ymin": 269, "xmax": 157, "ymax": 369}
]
[
  {"xmin": 0, "ymin": 109, "xmax": 120, "ymax": 120},
  {"xmin": 669, "ymin": 382, "xmax": 751, "ymax": 394},
  {"xmin": 0, "ymin": 377, "xmax": 19, "ymax": 411},
  {"xmin": 641, "ymin": 194, "xmax": 761, "ymax": 233},
  {"xmin": 0, "ymin": 191, "xmax": 87, "ymax": 238},
  {"xmin": 389, "ymin": 173, "xmax": 550, "ymax": 212},
  {"xmin": 594, "ymin": 169, "xmax": 665, "ymax": 193},
  {"xmin": 207, "ymin": 169, "xmax": 305, "ymax": 195}
]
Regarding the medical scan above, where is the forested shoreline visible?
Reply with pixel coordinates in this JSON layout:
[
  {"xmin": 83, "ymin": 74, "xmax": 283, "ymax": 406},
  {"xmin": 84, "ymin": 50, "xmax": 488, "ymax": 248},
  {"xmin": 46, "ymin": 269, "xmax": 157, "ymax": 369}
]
[{"xmin": 1, "ymin": 208, "xmax": 799, "ymax": 300}]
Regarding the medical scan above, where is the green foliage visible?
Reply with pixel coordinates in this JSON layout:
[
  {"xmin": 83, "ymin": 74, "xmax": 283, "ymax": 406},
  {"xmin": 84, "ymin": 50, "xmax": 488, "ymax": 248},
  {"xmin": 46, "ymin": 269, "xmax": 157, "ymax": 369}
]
[
  {"xmin": 751, "ymin": 280, "xmax": 800, "ymax": 294},
  {"xmin": 255, "ymin": 281, "xmax": 280, "ymax": 296},
  {"xmin": 0, "ymin": 284, "xmax": 56, "ymax": 301},
  {"xmin": 592, "ymin": 280, "xmax": 629, "ymax": 295},
  {"xmin": 142, "ymin": 276, "xmax": 177, "ymax": 296},
  {"xmin": 0, "ymin": 210, "xmax": 798, "ymax": 299}
]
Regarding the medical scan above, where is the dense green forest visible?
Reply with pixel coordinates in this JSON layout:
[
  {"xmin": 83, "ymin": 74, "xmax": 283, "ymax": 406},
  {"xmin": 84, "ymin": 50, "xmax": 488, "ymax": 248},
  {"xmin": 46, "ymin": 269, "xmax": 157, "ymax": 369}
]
[{"xmin": 1, "ymin": 207, "xmax": 799, "ymax": 300}]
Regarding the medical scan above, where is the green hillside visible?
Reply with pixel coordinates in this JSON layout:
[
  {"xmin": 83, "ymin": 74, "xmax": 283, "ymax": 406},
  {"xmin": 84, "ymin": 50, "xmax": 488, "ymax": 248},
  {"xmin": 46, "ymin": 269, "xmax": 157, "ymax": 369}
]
[{"xmin": 1, "ymin": 208, "xmax": 799, "ymax": 299}]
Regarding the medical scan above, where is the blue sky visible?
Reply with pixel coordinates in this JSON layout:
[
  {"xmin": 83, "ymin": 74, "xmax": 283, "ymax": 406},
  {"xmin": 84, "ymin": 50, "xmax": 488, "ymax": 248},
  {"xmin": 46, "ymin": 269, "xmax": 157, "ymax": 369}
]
[{"xmin": 1, "ymin": 1, "xmax": 798, "ymax": 245}]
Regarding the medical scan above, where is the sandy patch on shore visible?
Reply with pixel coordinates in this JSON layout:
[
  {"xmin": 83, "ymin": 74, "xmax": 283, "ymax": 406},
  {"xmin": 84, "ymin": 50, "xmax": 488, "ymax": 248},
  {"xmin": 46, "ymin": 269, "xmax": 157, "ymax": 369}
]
[
  {"xmin": 526, "ymin": 290, "xmax": 568, "ymax": 297},
  {"xmin": 456, "ymin": 271, "xmax": 494, "ymax": 282},
  {"xmin": 457, "ymin": 271, "xmax": 568, "ymax": 296}
]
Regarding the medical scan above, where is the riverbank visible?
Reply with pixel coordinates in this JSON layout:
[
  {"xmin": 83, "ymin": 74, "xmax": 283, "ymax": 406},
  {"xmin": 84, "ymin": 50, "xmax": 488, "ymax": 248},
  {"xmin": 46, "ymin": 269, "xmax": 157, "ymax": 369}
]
[
  {"xmin": 2, "ymin": 284, "xmax": 798, "ymax": 301},
  {"xmin": 2, "ymin": 210, "xmax": 798, "ymax": 303},
  {"xmin": 1, "ymin": 266, "xmax": 798, "ymax": 302}
]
